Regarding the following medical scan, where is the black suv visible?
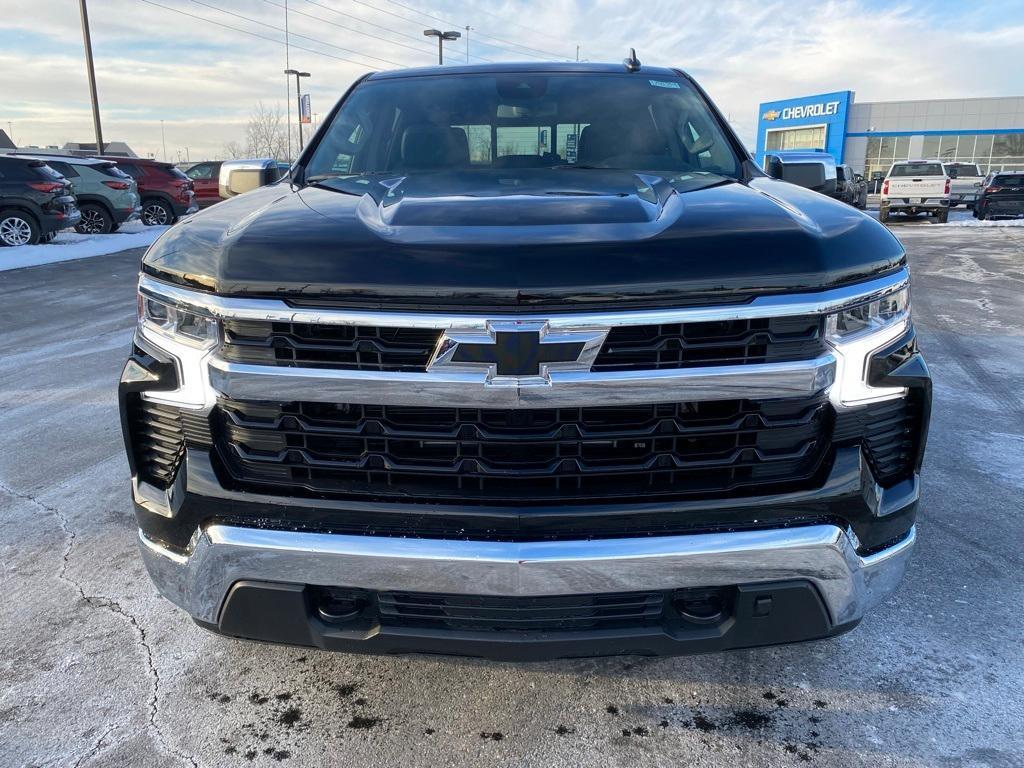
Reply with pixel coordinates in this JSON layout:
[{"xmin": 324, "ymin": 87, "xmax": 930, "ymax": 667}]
[
  {"xmin": 0, "ymin": 155, "xmax": 80, "ymax": 246},
  {"xmin": 121, "ymin": 61, "xmax": 930, "ymax": 660},
  {"xmin": 974, "ymin": 171, "xmax": 1024, "ymax": 220}
]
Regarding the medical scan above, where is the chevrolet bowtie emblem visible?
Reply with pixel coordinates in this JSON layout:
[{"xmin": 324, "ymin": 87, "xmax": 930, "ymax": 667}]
[{"xmin": 428, "ymin": 321, "xmax": 608, "ymax": 382}]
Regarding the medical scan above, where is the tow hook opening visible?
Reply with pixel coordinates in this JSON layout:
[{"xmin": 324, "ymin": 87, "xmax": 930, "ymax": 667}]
[
  {"xmin": 671, "ymin": 587, "xmax": 733, "ymax": 626},
  {"xmin": 314, "ymin": 587, "xmax": 370, "ymax": 624}
]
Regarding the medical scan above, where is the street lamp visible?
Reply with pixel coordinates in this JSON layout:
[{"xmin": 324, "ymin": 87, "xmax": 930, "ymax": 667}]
[
  {"xmin": 284, "ymin": 69, "xmax": 311, "ymax": 149},
  {"xmin": 423, "ymin": 29, "xmax": 461, "ymax": 65}
]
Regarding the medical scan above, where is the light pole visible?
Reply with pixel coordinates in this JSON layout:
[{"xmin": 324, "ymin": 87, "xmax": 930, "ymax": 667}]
[
  {"xmin": 160, "ymin": 120, "xmax": 166, "ymax": 162},
  {"xmin": 78, "ymin": 0, "xmax": 104, "ymax": 152},
  {"xmin": 423, "ymin": 29, "xmax": 461, "ymax": 65},
  {"xmin": 284, "ymin": 69, "xmax": 310, "ymax": 149}
]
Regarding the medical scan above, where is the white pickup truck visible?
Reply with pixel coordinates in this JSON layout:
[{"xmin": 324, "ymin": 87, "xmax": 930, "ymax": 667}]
[
  {"xmin": 942, "ymin": 162, "xmax": 985, "ymax": 208},
  {"xmin": 880, "ymin": 161, "xmax": 951, "ymax": 223}
]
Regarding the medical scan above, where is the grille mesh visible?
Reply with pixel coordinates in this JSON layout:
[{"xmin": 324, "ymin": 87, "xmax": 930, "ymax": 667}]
[
  {"xmin": 592, "ymin": 316, "xmax": 824, "ymax": 371},
  {"xmin": 213, "ymin": 395, "xmax": 831, "ymax": 504},
  {"xmin": 221, "ymin": 320, "xmax": 440, "ymax": 372},
  {"xmin": 376, "ymin": 590, "xmax": 666, "ymax": 632},
  {"xmin": 219, "ymin": 316, "xmax": 824, "ymax": 373}
]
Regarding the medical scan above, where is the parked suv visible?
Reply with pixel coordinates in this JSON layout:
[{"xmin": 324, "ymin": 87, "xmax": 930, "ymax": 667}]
[
  {"xmin": 0, "ymin": 155, "xmax": 80, "ymax": 246},
  {"xmin": 973, "ymin": 171, "xmax": 1024, "ymax": 220},
  {"xmin": 98, "ymin": 157, "xmax": 197, "ymax": 226},
  {"xmin": 122, "ymin": 62, "xmax": 929, "ymax": 660},
  {"xmin": 30, "ymin": 156, "xmax": 140, "ymax": 234},
  {"xmin": 183, "ymin": 161, "xmax": 223, "ymax": 208}
]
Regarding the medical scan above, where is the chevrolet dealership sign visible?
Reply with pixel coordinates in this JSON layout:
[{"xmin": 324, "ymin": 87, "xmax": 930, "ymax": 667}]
[
  {"xmin": 763, "ymin": 100, "xmax": 841, "ymax": 121},
  {"xmin": 755, "ymin": 91, "xmax": 854, "ymax": 167}
]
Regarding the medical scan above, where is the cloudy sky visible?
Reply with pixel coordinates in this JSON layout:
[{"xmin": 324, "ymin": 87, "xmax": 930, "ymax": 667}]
[{"xmin": 1, "ymin": 0, "xmax": 1022, "ymax": 161}]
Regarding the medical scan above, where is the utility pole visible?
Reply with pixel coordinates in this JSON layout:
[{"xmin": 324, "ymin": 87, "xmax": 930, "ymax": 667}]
[
  {"xmin": 78, "ymin": 0, "xmax": 104, "ymax": 152},
  {"xmin": 284, "ymin": 0, "xmax": 291, "ymax": 164},
  {"xmin": 160, "ymin": 120, "xmax": 167, "ymax": 162},
  {"xmin": 465, "ymin": 26, "xmax": 471, "ymax": 63},
  {"xmin": 285, "ymin": 70, "xmax": 310, "ymax": 148},
  {"xmin": 424, "ymin": 29, "xmax": 461, "ymax": 65}
]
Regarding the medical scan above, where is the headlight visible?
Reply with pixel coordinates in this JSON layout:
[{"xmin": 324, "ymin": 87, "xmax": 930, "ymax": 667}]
[
  {"xmin": 139, "ymin": 294, "xmax": 219, "ymax": 348},
  {"xmin": 825, "ymin": 287, "xmax": 909, "ymax": 342},
  {"xmin": 825, "ymin": 285, "xmax": 911, "ymax": 406}
]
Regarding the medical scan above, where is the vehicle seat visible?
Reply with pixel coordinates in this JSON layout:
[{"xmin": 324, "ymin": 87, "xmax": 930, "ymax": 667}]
[
  {"xmin": 399, "ymin": 125, "xmax": 470, "ymax": 171},
  {"xmin": 578, "ymin": 120, "xmax": 671, "ymax": 167}
]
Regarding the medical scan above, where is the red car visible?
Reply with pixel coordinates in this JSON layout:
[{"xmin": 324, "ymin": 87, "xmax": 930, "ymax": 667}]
[
  {"xmin": 183, "ymin": 161, "xmax": 223, "ymax": 208},
  {"xmin": 96, "ymin": 156, "xmax": 197, "ymax": 226}
]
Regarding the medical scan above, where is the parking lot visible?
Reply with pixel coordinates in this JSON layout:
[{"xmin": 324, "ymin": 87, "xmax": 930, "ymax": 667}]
[{"xmin": 1, "ymin": 223, "xmax": 1022, "ymax": 767}]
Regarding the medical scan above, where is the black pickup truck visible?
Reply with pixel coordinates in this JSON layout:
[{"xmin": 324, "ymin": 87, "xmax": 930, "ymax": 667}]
[{"xmin": 121, "ymin": 60, "xmax": 930, "ymax": 661}]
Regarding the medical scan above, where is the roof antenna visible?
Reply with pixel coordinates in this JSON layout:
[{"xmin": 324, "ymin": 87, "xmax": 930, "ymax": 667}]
[{"xmin": 623, "ymin": 48, "xmax": 641, "ymax": 72}]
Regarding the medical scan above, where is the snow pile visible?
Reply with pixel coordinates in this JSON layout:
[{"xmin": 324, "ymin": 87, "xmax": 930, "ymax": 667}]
[
  {"xmin": 940, "ymin": 217, "xmax": 1024, "ymax": 228},
  {"xmin": 0, "ymin": 220, "xmax": 168, "ymax": 273}
]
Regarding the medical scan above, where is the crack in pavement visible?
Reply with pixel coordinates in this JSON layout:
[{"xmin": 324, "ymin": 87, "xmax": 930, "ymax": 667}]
[{"xmin": 0, "ymin": 480, "xmax": 199, "ymax": 768}]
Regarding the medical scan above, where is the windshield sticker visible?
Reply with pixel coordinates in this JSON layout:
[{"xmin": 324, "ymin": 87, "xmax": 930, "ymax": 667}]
[{"xmin": 649, "ymin": 80, "xmax": 680, "ymax": 89}]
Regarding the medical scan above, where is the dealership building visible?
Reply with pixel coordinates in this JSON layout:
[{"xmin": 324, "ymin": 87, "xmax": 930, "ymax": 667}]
[{"xmin": 755, "ymin": 91, "xmax": 1024, "ymax": 178}]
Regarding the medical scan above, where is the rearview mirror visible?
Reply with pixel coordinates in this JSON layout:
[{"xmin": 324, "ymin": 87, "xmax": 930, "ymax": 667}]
[{"xmin": 218, "ymin": 158, "xmax": 282, "ymax": 199}]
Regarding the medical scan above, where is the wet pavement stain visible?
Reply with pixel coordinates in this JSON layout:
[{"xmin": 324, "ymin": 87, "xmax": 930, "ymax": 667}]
[{"xmin": 347, "ymin": 715, "xmax": 382, "ymax": 730}]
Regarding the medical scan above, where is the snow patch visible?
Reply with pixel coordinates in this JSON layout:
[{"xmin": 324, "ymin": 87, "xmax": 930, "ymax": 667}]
[
  {"xmin": 940, "ymin": 217, "xmax": 1024, "ymax": 228},
  {"xmin": 0, "ymin": 220, "xmax": 167, "ymax": 272}
]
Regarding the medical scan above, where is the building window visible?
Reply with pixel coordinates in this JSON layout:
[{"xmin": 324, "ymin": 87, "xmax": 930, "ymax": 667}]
[{"xmin": 765, "ymin": 125, "xmax": 826, "ymax": 151}]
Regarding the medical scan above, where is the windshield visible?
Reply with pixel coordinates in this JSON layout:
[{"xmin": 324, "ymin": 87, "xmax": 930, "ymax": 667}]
[
  {"xmin": 889, "ymin": 163, "xmax": 944, "ymax": 177},
  {"xmin": 305, "ymin": 73, "xmax": 740, "ymax": 180}
]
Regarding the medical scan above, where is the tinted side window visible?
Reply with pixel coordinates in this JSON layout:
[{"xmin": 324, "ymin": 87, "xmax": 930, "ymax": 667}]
[
  {"xmin": 186, "ymin": 163, "xmax": 214, "ymax": 179},
  {"xmin": 48, "ymin": 161, "xmax": 79, "ymax": 178}
]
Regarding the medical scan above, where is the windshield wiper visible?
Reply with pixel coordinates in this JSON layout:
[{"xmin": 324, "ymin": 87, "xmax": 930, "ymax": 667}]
[{"xmin": 550, "ymin": 164, "xmax": 607, "ymax": 170}]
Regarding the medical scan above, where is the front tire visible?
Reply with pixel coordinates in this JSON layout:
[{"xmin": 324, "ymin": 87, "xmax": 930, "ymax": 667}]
[
  {"xmin": 879, "ymin": 205, "xmax": 890, "ymax": 223},
  {"xmin": 75, "ymin": 204, "xmax": 113, "ymax": 235},
  {"xmin": 976, "ymin": 206, "xmax": 987, "ymax": 221},
  {"xmin": 0, "ymin": 210, "xmax": 40, "ymax": 246},
  {"xmin": 141, "ymin": 199, "xmax": 174, "ymax": 226}
]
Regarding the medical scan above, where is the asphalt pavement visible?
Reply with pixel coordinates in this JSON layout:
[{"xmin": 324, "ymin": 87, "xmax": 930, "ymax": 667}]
[{"xmin": 1, "ymin": 225, "xmax": 1022, "ymax": 767}]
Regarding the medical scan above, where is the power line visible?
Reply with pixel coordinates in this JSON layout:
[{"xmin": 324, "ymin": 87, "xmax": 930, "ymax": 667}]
[
  {"xmin": 297, "ymin": 0, "xmax": 494, "ymax": 62},
  {"xmin": 191, "ymin": 0, "xmax": 408, "ymax": 67},
  {"xmin": 458, "ymin": 2, "xmax": 571, "ymax": 49},
  {"xmin": 377, "ymin": 0, "xmax": 574, "ymax": 60},
  {"xmin": 139, "ymin": 0, "xmax": 386, "ymax": 69},
  {"xmin": 260, "ymin": 0, "xmax": 436, "ymax": 61},
  {"xmin": 335, "ymin": 0, "xmax": 548, "ymax": 62}
]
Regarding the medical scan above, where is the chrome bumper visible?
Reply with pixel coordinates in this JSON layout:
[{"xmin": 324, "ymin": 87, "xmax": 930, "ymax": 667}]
[{"xmin": 139, "ymin": 523, "xmax": 915, "ymax": 628}]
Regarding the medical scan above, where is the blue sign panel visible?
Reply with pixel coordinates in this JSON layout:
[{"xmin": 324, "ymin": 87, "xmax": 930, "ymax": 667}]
[{"xmin": 755, "ymin": 90, "xmax": 853, "ymax": 166}]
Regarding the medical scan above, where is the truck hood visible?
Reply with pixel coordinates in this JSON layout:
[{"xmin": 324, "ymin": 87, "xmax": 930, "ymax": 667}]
[{"xmin": 143, "ymin": 169, "xmax": 905, "ymax": 310}]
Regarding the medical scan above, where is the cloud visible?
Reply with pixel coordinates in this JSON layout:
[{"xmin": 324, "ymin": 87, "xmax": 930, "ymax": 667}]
[{"xmin": 0, "ymin": 0, "xmax": 1021, "ymax": 159}]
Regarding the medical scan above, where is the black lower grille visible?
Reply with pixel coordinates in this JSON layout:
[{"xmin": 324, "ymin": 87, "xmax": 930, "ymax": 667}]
[
  {"xmin": 834, "ymin": 395, "xmax": 922, "ymax": 485},
  {"xmin": 376, "ymin": 590, "xmax": 665, "ymax": 632},
  {"xmin": 213, "ymin": 395, "xmax": 831, "ymax": 504}
]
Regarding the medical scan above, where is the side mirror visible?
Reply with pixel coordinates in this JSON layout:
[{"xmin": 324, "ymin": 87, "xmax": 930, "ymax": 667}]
[
  {"xmin": 218, "ymin": 158, "xmax": 282, "ymax": 199},
  {"xmin": 764, "ymin": 155, "xmax": 784, "ymax": 180}
]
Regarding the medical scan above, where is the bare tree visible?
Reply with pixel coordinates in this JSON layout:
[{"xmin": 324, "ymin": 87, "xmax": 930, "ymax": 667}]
[
  {"xmin": 244, "ymin": 101, "xmax": 289, "ymax": 160},
  {"xmin": 220, "ymin": 140, "xmax": 246, "ymax": 160}
]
